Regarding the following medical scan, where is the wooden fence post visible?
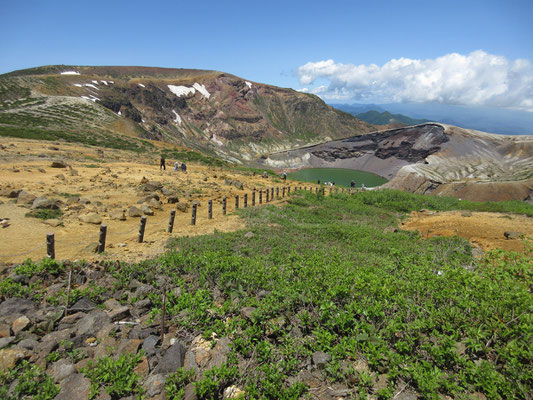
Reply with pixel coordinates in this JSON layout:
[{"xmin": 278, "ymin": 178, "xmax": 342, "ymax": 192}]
[
  {"xmin": 271, "ymin": 187, "xmax": 274, "ymax": 200},
  {"xmin": 266, "ymin": 188, "xmax": 270, "ymax": 202},
  {"xmin": 160, "ymin": 285, "xmax": 166, "ymax": 343},
  {"xmin": 191, "ymin": 203, "xmax": 197, "ymax": 225},
  {"xmin": 208, "ymin": 200, "xmax": 213, "ymax": 219},
  {"xmin": 259, "ymin": 190, "xmax": 263, "ymax": 204},
  {"xmin": 97, "ymin": 224, "xmax": 107, "ymax": 253},
  {"xmin": 252, "ymin": 191, "xmax": 256, "ymax": 206},
  {"xmin": 244, "ymin": 193, "xmax": 248, "ymax": 208},
  {"xmin": 282, "ymin": 187, "xmax": 286, "ymax": 197},
  {"xmin": 276, "ymin": 187, "xmax": 279, "ymax": 198},
  {"xmin": 46, "ymin": 233, "xmax": 55, "ymax": 259},
  {"xmin": 222, "ymin": 197, "xmax": 227, "ymax": 215},
  {"xmin": 138, "ymin": 216, "xmax": 146, "ymax": 243},
  {"xmin": 235, "ymin": 195, "xmax": 239, "ymax": 209},
  {"xmin": 168, "ymin": 210, "xmax": 176, "ymax": 233}
]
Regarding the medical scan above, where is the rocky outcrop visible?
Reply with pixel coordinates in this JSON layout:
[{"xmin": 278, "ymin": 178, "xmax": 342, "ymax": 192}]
[{"xmin": 264, "ymin": 123, "xmax": 533, "ymax": 202}]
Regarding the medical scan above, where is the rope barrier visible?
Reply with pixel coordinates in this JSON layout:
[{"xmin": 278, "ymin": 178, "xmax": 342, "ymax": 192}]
[{"xmin": 1, "ymin": 184, "xmax": 341, "ymax": 262}]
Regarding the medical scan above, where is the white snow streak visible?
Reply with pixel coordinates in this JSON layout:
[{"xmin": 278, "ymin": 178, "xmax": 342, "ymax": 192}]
[
  {"xmin": 101, "ymin": 80, "xmax": 108, "ymax": 85},
  {"xmin": 61, "ymin": 71, "xmax": 80, "ymax": 75},
  {"xmin": 245, "ymin": 81, "xmax": 252, "ymax": 89},
  {"xmin": 91, "ymin": 80, "xmax": 99, "ymax": 85},
  {"xmin": 74, "ymin": 84, "xmax": 83, "ymax": 87},
  {"xmin": 172, "ymin": 110, "xmax": 182, "ymax": 125},
  {"xmin": 211, "ymin": 134, "xmax": 223, "ymax": 146},
  {"xmin": 138, "ymin": 83, "xmax": 145, "ymax": 88},
  {"xmin": 192, "ymin": 82, "xmax": 210, "ymax": 99},
  {"xmin": 168, "ymin": 85, "xmax": 195, "ymax": 97},
  {"xmin": 168, "ymin": 82, "xmax": 210, "ymax": 99}
]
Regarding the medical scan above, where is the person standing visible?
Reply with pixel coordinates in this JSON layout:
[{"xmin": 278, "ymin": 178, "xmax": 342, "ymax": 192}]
[
  {"xmin": 160, "ymin": 156, "xmax": 166, "ymax": 170},
  {"xmin": 174, "ymin": 161, "xmax": 179, "ymax": 171},
  {"xmin": 282, "ymin": 171, "xmax": 287, "ymax": 182}
]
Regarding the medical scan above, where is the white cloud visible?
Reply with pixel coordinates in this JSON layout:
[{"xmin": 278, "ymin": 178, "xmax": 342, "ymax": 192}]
[{"xmin": 296, "ymin": 51, "xmax": 533, "ymax": 111}]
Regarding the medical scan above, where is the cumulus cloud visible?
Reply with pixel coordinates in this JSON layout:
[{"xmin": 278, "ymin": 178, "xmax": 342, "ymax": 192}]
[{"xmin": 296, "ymin": 51, "xmax": 533, "ymax": 111}]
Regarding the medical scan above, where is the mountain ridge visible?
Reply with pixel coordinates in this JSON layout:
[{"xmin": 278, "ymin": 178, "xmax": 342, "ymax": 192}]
[{"xmin": 0, "ymin": 65, "xmax": 376, "ymax": 162}]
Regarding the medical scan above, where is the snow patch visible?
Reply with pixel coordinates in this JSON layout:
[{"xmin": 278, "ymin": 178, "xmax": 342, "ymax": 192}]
[
  {"xmin": 91, "ymin": 80, "xmax": 98, "ymax": 85},
  {"xmin": 245, "ymin": 81, "xmax": 252, "ymax": 89},
  {"xmin": 192, "ymin": 82, "xmax": 210, "ymax": 99},
  {"xmin": 84, "ymin": 84, "xmax": 99, "ymax": 90},
  {"xmin": 81, "ymin": 96, "xmax": 98, "ymax": 102},
  {"xmin": 138, "ymin": 83, "xmax": 145, "ymax": 88},
  {"xmin": 168, "ymin": 85, "xmax": 195, "ymax": 97},
  {"xmin": 118, "ymin": 111, "xmax": 122, "ymax": 116},
  {"xmin": 172, "ymin": 110, "xmax": 182, "ymax": 125},
  {"xmin": 61, "ymin": 71, "xmax": 80, "ymax": 75},
  {"xmin": 73, "ymin": 84, "xmax": 83, "ymax": 87},
  {"xmin": 168, "ymin": 83, "xmax": 210, "ymax": 99},
  {"xmin": 211, "ymin": 134, "xmax": 223, "ymax": 146},
  {"xmin": 101, "ymin": 80, "xmax": 108, "ymax": 85}
]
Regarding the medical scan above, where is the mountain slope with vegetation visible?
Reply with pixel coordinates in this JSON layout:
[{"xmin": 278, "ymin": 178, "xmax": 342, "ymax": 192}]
[{"xmin": 0, "ymin": 65, "xmax": 375, "ymax": 163}]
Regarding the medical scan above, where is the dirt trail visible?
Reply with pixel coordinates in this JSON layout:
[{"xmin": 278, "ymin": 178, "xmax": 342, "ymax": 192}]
[
  {"xmin": 1, "ymin": 138, "xmax": 311, "ymax": 264},
  {"xmin": 1, "ymin": 138, "xmax": 530, "ymax": 264},
  {"xmin": 401, "ymin": 210, "xmax": 532, "ymax": 253}
]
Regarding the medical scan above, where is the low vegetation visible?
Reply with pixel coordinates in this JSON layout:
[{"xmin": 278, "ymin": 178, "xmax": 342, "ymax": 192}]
[{"xmin": 1, "ymin": 190, "xmax": 531, "ymax": 399}]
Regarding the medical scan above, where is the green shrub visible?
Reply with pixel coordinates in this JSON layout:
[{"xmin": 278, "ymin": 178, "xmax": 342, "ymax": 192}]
[{"xmin": 81, "ymin": 352, "xmax": 145, "ymax": 399}]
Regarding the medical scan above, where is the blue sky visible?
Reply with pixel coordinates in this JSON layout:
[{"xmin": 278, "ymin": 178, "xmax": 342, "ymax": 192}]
[{"xmin": 2, "ymin": 0, "xmax": 532, "ymax": 110}]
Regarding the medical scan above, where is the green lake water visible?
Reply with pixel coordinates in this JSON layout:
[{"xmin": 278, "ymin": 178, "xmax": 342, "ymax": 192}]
[{"xmin": 287, "ymin": 168, "xmax": 388, "ymax": 188}]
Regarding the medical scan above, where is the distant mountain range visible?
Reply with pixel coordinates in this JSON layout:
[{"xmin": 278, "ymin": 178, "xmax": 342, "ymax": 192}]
[
  {"xmin": 331, "ymin": 102, "xmax": 533, "ymax": 135},
  {"xmin": 334, "ymin": 104, "xmax": 431, "ymax": 126}
]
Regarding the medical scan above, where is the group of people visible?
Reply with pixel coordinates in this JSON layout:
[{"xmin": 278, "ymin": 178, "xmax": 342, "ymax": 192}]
[
  {"xmin": 159, "ymin": 156, "xmax": 187, "ymax": 173},
  {"xmin": 263, "ymin": 171, "xmax": 287, "ymax": 182}
]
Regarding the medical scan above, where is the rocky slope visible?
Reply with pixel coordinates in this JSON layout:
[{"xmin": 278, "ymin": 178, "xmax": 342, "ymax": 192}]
[
  {"xmin": 0, "ymin": 65, "xmax": 375, "ymax": 163},
  {"xmin": 262, "ymin": 123, "xmax": 533, "ymax": 202}
]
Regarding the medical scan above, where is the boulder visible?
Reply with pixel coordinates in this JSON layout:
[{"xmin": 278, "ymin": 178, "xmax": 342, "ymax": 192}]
[
  {"xmin": 109, "ymin": 209, "xmax": 126, "ymax": 220},
  {"xmin": 148, "ymin": 198, "xmax": 163, "ymax": 210},
  {"xmin": 0, "ymin": 188, "xmax": 21, "ymax": 198},
  {"xmin": 0, "ymin": 298, "xmax": 36, "ymax": 318},
  {"xmin": 50, "ymin": 358, "xmax": 77, "ymax": 382},
  {"xmin": 145, "ymin": 374, "xmax": 166, "ymax": 397},
  {"xmin": 31, "ymin": 197, "xmax": 62, "ymax": 210},
  {"xmin": 0, "ymin": 347, "xmax": 29, "ymax": 372},
  {"xmin": 79, "ymin": 213, "xmax": 102, "ymax": 224},
  {"xmin": 0, "ymin": 337, "xmax": 15, "ymax": 349},
  {"xmin": 11, "ymin": 315, "xmax": 31, "ymax": 335},
  {"xmin": 70, "ymin": 297, "xmax": 97, "ymax": 313},
  {"xmin": 176, "ymin": 202, "xmax": 189, "ymax": 212},
  {"xmin": 312, "ymin": 351, "xmax": 331, "ymax": 369},
  {"xmin": 140, "ymin": 204, "xmax": 154, "ymax": 215},
  {"xmin": 128, "ymin": 206, "xmax": 143, "ymax": 217},
  {"xmin": 167, "ymin": 195, "xmax": 179, "ymax": 204},
  {"xmin": 75, "ymin": 311, "xmax": 111, "ymax": 337},
  {"xmin": 504, "ymin": 231, "xmax": 523, "ymax": 240},
  {"xmin": 51, "ymin": 160, "xmax": 68, "ymax": 168},
  {"xmin": 16, "ymin": 191, "xmax": 36, "ymax": 206},
  {"xmin": 55, "ymin": 373, "xmax": 91, "ymax": 400},
  {"xmin": 153, "ymin": 341, "xmax": 186, "ymax": 374}
]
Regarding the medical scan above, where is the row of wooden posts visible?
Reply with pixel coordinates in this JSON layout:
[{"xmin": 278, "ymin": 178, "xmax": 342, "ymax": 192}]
[{"xmin": 45, "ymin": 185, "xmax": 349, "ymax": 259}]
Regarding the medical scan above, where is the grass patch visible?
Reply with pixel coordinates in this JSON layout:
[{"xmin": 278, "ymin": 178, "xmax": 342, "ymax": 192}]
[{"xmin": 25, "ymin": 209, "xmax": 63, "ymax": 220}]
